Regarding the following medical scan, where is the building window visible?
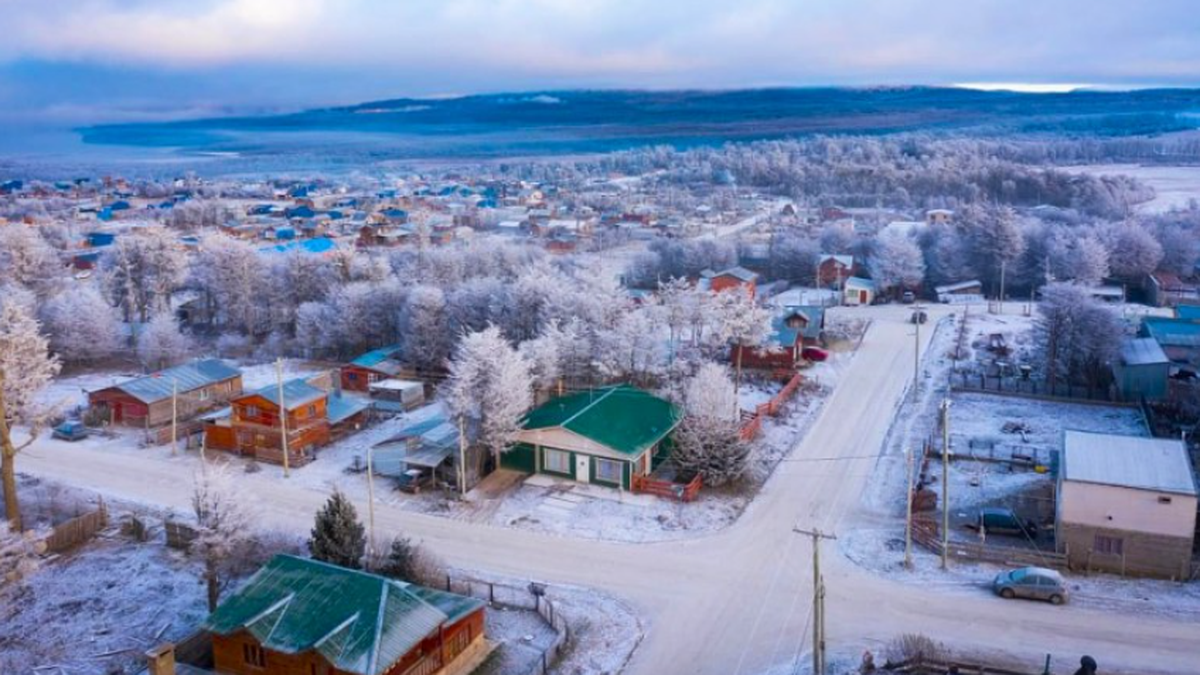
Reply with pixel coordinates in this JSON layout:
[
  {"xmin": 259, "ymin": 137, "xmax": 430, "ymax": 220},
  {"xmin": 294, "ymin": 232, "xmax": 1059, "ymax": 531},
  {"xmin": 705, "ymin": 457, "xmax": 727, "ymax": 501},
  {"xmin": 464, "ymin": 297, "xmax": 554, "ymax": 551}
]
[
  {"xmin": 243, "ymin": 643, "xmax": 266, "ymax": 668},
  {"xmin": 198, "ymin": 389, "xmax": 210, "ymax": 401},
  {"xmin": 594, "ymin": 458, "xmax": 623, "ymax": 485},
  {"xmin": 1094, "ymin": 535, "xmax": 1124, "ymax": 556},
  {"xmin": 348, "ymin": 372, "xmax": 358, "ymax": 381},
  {"xmin": 245, "ymin": 405, "xmax": 260, "ymax": 418},
  {"xmin": 307, "ymin": 404, "xmax": 317, "ymax": 417},
  {"xmin": 544, "ymin": 449, "xmax": 570, "ymax": 474}
]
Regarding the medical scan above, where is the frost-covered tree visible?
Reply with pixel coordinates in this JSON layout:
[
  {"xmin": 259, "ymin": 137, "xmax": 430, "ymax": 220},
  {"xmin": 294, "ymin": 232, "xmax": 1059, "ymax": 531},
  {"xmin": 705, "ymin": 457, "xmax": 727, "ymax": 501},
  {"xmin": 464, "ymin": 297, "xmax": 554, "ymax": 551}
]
[
  {"xmin": 309, "ymin": 489, "xmax": 366, "ymax": 570},
  {"xmin": 767, "ymin": 234, "xmax": 820, "ymax": 285},
  {"xmin": 191, "ymin": 466, "xmax": 250, "ymax": 611},
  {"xmin": 1100, "ymin": 222, "xmax": 1163, "ymax": 280},
  {"xmin": 670, "ymin": 363, "xmax": 749, "ymax": 487},
  {"xmin": 712, "ymin": 289, "xmax": 774, "ymax": 396},
  {"xmin": 1034, "ymin": 283, "xmax": 1124, "ymax": 390},
  {"xmin": 596, "ymin": 306, "xmax": 666, "ymax": 383},
  {"xmin": 402, "ymin": 285, "xmax": 450, "ymax": 372},
  {"xmin": 40, "ymin": 285, "xmax": 123, "ymax": 364},
  {"xmin": 443, "ymin": 325, "xmax": 534, "ymax": 471},
  {"xmin": 0, "ymin": 292, "xmax": 60, "ymax": 530},
  {"xmin": 519, "ymin": 320, "xmax": 566, "ymax": 393},
  {"xmin": 192, "ymin": 234, "xmax": 267, "ymax": 335},
  {"xmin": 0, "ymin": 226, "xmax": 59, "ymax": 295},
  {"xmin": 137, "ymin": 312, "xmax": 194, "ymax": 370},
  {"xmin": 964, "ymin": 206, "xmax": 1025, "ymax": 293},
  {"xmin": 868, "ymin": 232, "xmax": 926, "ymax": 294},
  {"xmin": 101, "ymin": 227, "xmax": 188, "ymax": 323}
]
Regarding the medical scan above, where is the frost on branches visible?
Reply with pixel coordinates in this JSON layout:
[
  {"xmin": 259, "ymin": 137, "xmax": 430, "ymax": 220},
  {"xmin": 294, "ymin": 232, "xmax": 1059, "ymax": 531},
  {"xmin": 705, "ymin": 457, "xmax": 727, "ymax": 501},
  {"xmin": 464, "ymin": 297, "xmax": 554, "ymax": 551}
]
[
  {"xmin": 137, "ymin": 312, "xmax": 195, "ymax": 370},
  {"xmin": 444, "ymin": 325, "xmax": 534, "ymax": 474},
  {"xmin": 191, "ymin": 465, "xmax": 252, "ymax": 611},
  {"xmin": 0, "ymin": 521, "xmax": 46, "ymax": 585},
  {"xmin": 1034, "ymin": 282, "xmax": 1124, "ymax": 390},
  {"xmin": 0, "ymin": 291, "xmax": 60, "ymax": 531},
  {"xmin": 670, "ymin": 363, "xmax": 751, "ymax": 487},
  {"xmin": 39, "ymin": 285, "xmax": 123, "ymax": 364}
]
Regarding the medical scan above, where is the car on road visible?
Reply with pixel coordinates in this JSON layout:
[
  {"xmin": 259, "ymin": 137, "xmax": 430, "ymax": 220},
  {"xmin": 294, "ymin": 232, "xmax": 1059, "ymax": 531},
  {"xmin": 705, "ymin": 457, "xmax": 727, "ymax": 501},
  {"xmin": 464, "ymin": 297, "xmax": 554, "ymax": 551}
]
[
  {"xmin": 993, "ymin": 566, "xmax": 1069, "ymax": 605},
  {"xmin": 967, "ymin": 507, "xmax": 1038, "ymax": 539},
  {"xmin": 801, "ymin": 346, "xmax": 829, "ymax": 362},
  {"xmin": 901, "ymin": 290, "xmax": 916, "ymax": 304},
  {"xmin": 52, "ymin": 420, "xmax": 89, "ymax": 442},
  {"xmin": 395, "ymin": 467, "xmax": 434, "ymax": 494}
]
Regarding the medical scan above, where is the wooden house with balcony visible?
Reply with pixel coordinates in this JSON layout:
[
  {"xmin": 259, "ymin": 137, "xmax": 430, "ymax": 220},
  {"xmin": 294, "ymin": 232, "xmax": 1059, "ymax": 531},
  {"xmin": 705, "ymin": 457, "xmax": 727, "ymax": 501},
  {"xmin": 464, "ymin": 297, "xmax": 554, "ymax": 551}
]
[{"xmin": 203, "ymin": 378, "xmax": 369, "ymax": 467}]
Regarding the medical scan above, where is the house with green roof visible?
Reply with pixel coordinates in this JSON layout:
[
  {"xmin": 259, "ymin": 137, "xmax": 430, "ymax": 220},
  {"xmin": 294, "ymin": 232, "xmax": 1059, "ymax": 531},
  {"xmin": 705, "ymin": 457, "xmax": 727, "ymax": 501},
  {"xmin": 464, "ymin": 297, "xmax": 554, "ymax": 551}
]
[
  {"xmin": 503, "ymin": 385, "xmax": 681, "ymax": 489},
  {"xmin": 200, "ymin": 555, "xmax": 487, "ymax": 675}
]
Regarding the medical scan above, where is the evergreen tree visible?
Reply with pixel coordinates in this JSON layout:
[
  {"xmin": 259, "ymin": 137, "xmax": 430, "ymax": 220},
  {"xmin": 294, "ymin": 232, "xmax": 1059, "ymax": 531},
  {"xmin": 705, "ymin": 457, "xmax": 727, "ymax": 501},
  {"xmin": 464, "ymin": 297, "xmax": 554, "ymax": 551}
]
[
  {"xmin": 308, "ymin": 490, "xmax": 366, "ymax": 569},
  {"xmin": 376, "ymin": 537, "xmax": 420, "ymax": 582}
]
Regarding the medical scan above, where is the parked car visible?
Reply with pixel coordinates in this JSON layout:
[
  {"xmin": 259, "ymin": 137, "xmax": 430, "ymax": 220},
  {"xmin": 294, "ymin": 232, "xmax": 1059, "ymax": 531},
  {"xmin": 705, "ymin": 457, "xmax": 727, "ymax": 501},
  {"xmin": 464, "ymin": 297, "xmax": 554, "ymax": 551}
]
[
  {"xmin": 801, "ymin": 346, "xmax": 829, "ymax": 362},
  {"xmin": 901, "ymin": 290, "xmax": 916, "ymax": 304},
  {"xmin": 52, "ymin": 420, "xmax": 89, "ymax": 442},
  {"xmin": 993, "ymin": 567, "xmax": 1069, "ymax": 605},
  {"xmin": 966, "ymin": 507, "xmax": 1038, "ymax": 539}
]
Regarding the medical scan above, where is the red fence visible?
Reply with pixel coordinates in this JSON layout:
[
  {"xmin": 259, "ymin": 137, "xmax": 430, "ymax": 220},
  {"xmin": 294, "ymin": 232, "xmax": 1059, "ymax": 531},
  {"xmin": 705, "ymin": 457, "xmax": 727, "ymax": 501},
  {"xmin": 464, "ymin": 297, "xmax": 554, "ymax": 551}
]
[
  {"xmin": 740, "ymin": 371, "xmax": 805, "ymax": 441},
  {"xmin": 631, "ymin": 473, "xmax": 703, "ymax": 502}
]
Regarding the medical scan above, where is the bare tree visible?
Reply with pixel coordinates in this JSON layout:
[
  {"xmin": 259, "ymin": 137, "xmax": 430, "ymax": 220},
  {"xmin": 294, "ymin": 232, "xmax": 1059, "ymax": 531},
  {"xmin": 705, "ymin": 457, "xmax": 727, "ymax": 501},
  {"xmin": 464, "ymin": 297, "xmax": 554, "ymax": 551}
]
[{"xmin": 191, "ymin": 466, "xmax": 251, "ymax": 611}]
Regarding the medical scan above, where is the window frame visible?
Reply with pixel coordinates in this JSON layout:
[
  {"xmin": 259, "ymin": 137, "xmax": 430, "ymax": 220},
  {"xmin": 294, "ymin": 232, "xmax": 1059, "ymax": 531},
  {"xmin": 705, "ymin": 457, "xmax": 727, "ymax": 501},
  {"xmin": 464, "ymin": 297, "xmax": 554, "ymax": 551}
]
[
  {"xmin": 543, "ymin": 449, "xmax": 571, "ymax": 475},
  {"xmin": 593, "ymin": 458, "xmax": 624, "ymax": 485}
]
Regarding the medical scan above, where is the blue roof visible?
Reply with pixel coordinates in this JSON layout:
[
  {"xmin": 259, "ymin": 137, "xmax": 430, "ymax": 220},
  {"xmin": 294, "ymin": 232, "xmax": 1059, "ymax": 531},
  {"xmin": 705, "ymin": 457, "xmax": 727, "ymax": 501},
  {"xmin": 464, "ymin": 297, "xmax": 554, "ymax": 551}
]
[
  {"xmin": 328, "ymin": 392, "xmax": 370, "ymax": 425},
  {"xmin": 1176, "ymin": 306, "xmax": 1200, "ymax": 321},
  {"xmin": 771, "ymin": 306, "xmax": 824, "ymax": 345},
  {"xmin": 286, "ymin": 205, "xmax": 316, "ymax": 219},
  {"xmin": 1142, "ymin": 317, "xmax": 1200, "ymax": 347},
  {"xmin": 102, "ymin": 359, "xmax": 241, "ymax": 405},
  {"xmin": 382, "ymin": 208, "xmax": 408, "ymax": 220},
  {"xmin": 246, "ymin": 378, "xmax": 326, "ymax": 410},
  {"xmin": 109, "ymin": 200, "xmax": 131, "ymax": 211},
  {"xmin": 350, "ymin": 345, "xmax": 404, "ymax": 368},
  {"xmin": 87, "ymin": 232, "xmax": 116, "ymax": 247},
  {"xmin": 259, "ymin": 237, "xmax": 336, "ymax": 256}
]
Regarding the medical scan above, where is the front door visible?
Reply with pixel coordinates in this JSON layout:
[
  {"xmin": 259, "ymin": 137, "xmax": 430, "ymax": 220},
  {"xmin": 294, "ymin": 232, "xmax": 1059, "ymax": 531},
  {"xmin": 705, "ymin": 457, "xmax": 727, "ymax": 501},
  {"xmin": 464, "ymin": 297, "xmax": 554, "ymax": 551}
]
[
  {"xmin": 575, "ymin": 455, "xmax": 590, "ymax": 483},
  {"xmin": 859, "ymin": 290, "xmax": 868, "ymax": 304}
]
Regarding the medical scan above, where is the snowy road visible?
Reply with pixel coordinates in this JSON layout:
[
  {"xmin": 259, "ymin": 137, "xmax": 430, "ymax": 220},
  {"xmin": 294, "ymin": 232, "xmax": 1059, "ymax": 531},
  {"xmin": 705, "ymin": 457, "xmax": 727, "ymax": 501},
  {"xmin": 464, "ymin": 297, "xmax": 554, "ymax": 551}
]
[{"xmin": 20, "ymin": 306, "xmax": 1200, "ymax": 675}]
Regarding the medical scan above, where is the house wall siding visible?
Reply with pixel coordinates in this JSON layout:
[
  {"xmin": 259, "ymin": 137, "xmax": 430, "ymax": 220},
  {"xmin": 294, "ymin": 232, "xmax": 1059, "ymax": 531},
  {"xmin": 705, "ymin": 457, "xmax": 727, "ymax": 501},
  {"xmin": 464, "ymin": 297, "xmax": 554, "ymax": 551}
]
[{"xmin": 1059, "ymin": 522, "xmax": 1193, "ymax": 579}]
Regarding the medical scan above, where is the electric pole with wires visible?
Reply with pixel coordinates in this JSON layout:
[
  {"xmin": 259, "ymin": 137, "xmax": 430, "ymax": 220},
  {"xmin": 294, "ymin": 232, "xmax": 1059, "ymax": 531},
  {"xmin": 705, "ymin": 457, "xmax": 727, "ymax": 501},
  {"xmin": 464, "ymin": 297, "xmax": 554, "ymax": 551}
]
[{"xmin": 794, "ymin": 527, "xmax": 837, "ymax": 675}]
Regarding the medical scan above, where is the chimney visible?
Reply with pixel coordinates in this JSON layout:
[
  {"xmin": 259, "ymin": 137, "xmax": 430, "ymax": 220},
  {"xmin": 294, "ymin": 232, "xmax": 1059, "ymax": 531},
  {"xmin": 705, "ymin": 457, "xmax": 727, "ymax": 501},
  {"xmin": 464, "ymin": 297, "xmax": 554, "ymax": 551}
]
[{"xmin": 145, "ymin": 643, "xmax": 176, "ymax": 675}]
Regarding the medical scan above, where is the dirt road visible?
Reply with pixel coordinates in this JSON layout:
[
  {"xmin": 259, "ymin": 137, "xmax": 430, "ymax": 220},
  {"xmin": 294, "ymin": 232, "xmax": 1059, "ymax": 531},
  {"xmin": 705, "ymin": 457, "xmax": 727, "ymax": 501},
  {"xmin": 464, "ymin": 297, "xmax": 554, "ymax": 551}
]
[{"xmin": 20, "ymin": 307, "xmax": 1200, "ymax": 674}]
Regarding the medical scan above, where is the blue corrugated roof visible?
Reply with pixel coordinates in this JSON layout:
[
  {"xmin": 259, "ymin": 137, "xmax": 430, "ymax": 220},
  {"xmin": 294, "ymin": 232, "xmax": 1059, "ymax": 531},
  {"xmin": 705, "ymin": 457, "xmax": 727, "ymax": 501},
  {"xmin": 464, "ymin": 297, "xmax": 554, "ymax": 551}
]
[
  {"xmin": 350, "ymin": 345, "xmax": 404, "ymax": 368},
  {"xmin": 328, "ymin": 392, "xmax": 370, "ymax": 425},
  {"xmin": 1176, "ymin": 305, "xmax": 1200, "ymax": 321},
  {"xmin": 104, "ymin": 359, "xmax": 240, "ymax": 405},
  {"xmin": 246, "ymin": 378, "xmax": 326, "ymax": 409},
  {"xmin": 1143, "ymin": 317, "xmax": 1200, "ymax": 347}
]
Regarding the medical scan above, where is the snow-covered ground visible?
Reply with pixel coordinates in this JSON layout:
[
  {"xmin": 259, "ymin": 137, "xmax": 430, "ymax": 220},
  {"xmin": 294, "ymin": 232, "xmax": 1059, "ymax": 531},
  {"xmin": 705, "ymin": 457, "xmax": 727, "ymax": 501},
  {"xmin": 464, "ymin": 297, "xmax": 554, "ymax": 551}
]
[
  {"xmin": 849, "ymin": 305, "xmax": 1199, "ymax": 623},
  {"xmin": 1065, "ymin": 163, "xmax": 1200, "ymax": 214}
]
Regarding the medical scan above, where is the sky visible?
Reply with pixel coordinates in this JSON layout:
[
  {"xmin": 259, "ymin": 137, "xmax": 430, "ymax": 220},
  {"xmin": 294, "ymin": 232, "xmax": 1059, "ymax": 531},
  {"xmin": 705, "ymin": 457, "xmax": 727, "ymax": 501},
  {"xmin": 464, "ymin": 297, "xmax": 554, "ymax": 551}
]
[{"xmin": 2, "ymin": 0, "xmax": 1199, "ymax": 126}]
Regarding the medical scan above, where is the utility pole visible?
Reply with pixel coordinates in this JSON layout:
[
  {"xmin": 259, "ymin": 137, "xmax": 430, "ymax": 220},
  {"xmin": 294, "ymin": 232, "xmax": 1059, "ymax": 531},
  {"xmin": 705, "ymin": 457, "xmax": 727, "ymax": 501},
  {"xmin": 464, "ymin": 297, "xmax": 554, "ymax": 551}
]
[
  {"xmin": 940, "ymin": 399, "xmax": 952, "ymax": 569},
  {"xmin": 913, "ymin": 307, "xmax": 921, "ymax": 402},
  {"xmin": 998, "ymin": 259, "xmax": 1007, "ymax": 315},
  {"xmin": 794, "ymin": 527, "xmax": 837, "ymax": 675},
  {"xmin": 905, "ymin": 445, "xmax": 915, "ymax": 570},
  {"xmin": 366, "ymin": 442, "xmax": 376, "ymax": 559},
  {"xmin": 458, "ymin": 415, "xmax": 468, "ymax": 496},
  {"xmin": 170, "ymin": 378, "xmax": 178, "ymax": 456},
  {"xmin": 276, "ymin": 358, "xmax": 290, "ymax": 479}
]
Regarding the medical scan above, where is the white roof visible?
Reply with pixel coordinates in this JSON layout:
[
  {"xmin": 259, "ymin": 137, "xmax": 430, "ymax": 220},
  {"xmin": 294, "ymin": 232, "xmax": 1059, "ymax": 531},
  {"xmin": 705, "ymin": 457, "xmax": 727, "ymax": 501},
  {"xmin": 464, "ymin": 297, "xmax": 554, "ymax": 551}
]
[
  {"xmin": 1062, "ymin": 430, "xmax": 1197, "ymax": 496},
  {"xmin": 368, "ymin": 378, "xmax": 423, "ymax": 393},
  {"xmin": 1120, "ymin": 338, "xmax": 1168, "ymax": 367},
  {"xmin": 935, "ymin": 280, "xmax": 983, "ymax": 294}
]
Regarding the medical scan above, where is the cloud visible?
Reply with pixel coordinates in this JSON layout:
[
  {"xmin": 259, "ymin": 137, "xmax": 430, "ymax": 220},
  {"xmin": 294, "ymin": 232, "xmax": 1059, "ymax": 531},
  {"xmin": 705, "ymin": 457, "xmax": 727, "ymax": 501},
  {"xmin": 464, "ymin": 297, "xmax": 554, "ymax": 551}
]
[{"xmin": 1, "ymin": 0, "xmax": 1198, "ymax": 121}]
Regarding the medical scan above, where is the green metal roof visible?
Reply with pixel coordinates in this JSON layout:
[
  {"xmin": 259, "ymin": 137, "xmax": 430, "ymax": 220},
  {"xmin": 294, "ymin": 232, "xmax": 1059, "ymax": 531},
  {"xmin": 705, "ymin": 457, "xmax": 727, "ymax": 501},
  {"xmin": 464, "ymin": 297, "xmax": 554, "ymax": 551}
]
[
  {"xmin": 522, "ymin": 385, "xmax": 681, "ymax": 455},
  {"xmin": 205, "ymin": 555, "xmax": 483, "ymax": 675}
]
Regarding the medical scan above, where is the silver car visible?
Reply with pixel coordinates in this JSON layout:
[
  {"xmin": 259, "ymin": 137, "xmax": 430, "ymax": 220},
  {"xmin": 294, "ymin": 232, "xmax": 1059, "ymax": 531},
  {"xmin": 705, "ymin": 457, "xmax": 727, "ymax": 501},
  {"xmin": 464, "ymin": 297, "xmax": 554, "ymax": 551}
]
[{"xmin": 992, "ymin": 567, "xmax": 1069, "ymax": 605}]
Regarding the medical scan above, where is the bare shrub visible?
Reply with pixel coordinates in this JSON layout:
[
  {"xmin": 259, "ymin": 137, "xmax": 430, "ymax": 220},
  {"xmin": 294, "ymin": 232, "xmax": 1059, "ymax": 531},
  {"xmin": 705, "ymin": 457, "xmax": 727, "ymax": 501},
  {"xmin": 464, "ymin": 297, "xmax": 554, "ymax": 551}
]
[{"xmin": 885, "ymin": 633, "xmax": 944, "ymax": 668}]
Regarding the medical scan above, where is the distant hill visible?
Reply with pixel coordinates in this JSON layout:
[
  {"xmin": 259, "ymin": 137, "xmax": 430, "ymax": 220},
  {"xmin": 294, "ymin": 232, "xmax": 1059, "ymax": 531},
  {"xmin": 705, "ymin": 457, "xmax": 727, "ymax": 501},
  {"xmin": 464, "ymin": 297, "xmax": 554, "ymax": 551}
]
[{"xmin": 79, "ymin": 87, "xmax": 1200, "ymax": 160}]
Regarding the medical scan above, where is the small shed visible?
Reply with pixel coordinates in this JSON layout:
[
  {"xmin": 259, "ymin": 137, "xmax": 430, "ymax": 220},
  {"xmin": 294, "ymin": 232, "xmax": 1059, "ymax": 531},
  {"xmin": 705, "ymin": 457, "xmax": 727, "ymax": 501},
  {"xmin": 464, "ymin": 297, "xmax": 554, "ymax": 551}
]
[
  {"xmin": 935, "ymin": 280, "xmax": 984, "ymax": 304},
  {"xmin": 843, "ymin": 277, "xmax": 876, "ymax": 306},
  {"xmin": 341, "ymin": 345, "xmax": 406, "ymax": 392},
  {"xmin": 368, "ymin": 378, "xmax": 426, "ymax": 411},
  {"xmin": 1113, "ymin": 338, "xmax": 1170, "ymax": 401},
  {"xmin": 1057, "ymin": 430, "xmax": 1198, "ymax": 579}
]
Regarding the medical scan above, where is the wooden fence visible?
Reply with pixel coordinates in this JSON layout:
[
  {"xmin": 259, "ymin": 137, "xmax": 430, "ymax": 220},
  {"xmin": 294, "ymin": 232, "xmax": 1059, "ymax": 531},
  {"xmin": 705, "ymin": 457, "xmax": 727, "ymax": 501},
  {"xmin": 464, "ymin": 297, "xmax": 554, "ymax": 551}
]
[
  {"xmin": 912, "ymin": 517, "xmax": 1068, "ymax": 570},
  {"xmin": 631, "ymin": 473, "xmax": 703, "ymax": 502},
  {"xmin": 43, "ymin": 499, "xmax": 108, "ymax": 554},
  {"xmin": 740, "ymin": 371, "xmax": 806, "ymax": 441},
  {"xmin": 445, "ymin": 574, "xmax": 570, "ymax": 675},
  {"xmin": 951, "ymin": 372, "xmax": 1120, "ymax": 404}
]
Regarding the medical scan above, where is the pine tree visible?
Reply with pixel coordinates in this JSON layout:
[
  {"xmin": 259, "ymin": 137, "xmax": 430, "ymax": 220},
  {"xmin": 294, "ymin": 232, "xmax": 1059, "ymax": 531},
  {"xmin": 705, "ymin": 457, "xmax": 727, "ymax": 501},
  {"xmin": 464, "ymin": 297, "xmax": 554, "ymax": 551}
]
[
  {"xmin": 309, "ymin": 490, "xmax": 366, "ymax": 569},
  {"xmin": 376, "ymin": 537, "xmax": 420, "ymax": 582}
]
